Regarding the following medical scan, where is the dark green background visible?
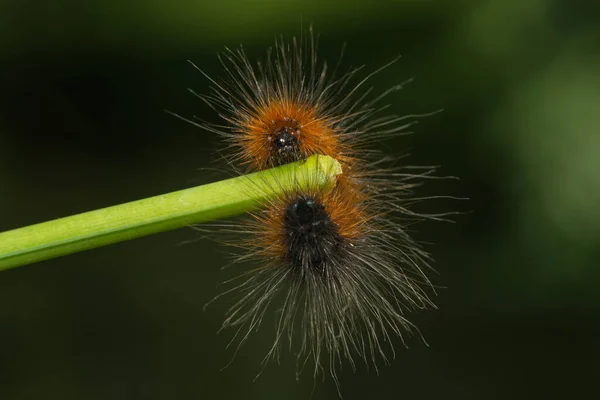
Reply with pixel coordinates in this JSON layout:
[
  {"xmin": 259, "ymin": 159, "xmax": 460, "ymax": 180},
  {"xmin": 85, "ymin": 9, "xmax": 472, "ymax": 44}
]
[{"xmin": 1, "ymin": 0, "xmax": 599, "ymax": 399}]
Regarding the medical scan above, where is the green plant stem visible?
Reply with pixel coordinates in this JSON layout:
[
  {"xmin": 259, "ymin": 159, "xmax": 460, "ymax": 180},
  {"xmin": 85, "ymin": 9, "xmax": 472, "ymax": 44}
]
[{"xmin": 0, "ymin": 155, "xmax": 342, "ymax": 271}]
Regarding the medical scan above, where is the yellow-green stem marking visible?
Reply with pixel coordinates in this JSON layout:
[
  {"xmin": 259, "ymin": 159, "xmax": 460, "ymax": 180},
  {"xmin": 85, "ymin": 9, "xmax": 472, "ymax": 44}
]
[{"xmin": 0, "ymin": 155, "xmax": 342, "ymax": 271}]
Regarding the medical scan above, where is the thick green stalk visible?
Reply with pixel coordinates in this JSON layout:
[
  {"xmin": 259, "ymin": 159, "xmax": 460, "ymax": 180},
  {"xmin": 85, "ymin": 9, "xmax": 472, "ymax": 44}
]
[{"xmin": 0, "ymin": 155, "xmax": 342, "ymax": 271}]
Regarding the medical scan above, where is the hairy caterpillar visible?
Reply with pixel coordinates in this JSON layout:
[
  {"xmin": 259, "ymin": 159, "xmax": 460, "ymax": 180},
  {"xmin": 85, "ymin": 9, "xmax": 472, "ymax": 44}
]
[{"xmin": 173, "ymin": 28, "xmax": 449, "ymax": 394}]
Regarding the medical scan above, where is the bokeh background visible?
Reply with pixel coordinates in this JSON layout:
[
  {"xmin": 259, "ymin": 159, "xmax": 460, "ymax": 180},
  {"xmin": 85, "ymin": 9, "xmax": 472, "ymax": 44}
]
[{"xmin": 1, "ymin": 0, "xmax": 599, "ymax": 399}]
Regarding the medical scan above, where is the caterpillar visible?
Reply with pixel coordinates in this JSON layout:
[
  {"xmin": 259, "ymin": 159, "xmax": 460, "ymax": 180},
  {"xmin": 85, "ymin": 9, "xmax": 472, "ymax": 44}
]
[{"xmin": 172, "ymin": 28, "xmax": 448, "ymax": 394}]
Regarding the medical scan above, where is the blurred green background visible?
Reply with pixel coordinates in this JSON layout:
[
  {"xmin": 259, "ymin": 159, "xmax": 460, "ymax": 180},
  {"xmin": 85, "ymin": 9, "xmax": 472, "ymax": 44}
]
[{"xmin": 1, "ymin": 0, "xmax": 599, "ymax": 399}]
